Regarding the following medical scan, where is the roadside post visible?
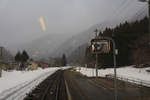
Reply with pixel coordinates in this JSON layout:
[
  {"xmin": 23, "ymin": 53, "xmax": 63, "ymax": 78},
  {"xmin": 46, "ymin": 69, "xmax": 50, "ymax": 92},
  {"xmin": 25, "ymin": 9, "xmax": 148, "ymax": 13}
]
[
  {"xmin": 92, "ymin": 29, "xmax": 100, "ymax": 78},
  {"xmin": 90, "ymin": 30, "xmax": 118, "ymax": 100},
  {"xmin": 95, "ymin": 54, "xmax": 98, "ymax": 77},
  {"xmin": 0, "ymin": 47, "xmax": 3, "ymax": 77},
  {"xmin": 79, "ymin": 65, "xmax": 81, "ymax": 72},
  {"xmin": 91, "ymin": 30, "xmax": 111, "ymax": 78}
]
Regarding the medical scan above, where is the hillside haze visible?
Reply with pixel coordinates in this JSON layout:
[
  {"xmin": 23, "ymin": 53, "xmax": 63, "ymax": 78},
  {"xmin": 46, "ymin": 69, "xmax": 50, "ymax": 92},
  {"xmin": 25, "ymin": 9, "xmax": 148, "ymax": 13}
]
[
  {"xmin": 11, "ymin": 5, "xmax": 147, "ymax": 61},
  {"xmin": 4, "ymin": 0, "xmax": 148, "ymax": 61}
]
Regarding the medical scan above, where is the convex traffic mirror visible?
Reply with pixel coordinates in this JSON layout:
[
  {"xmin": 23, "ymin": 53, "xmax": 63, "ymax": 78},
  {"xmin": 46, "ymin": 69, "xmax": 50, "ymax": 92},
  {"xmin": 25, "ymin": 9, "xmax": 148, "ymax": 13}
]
[{"xmin": 91, "ymin": 38, "xmax": 110, "ymax": 54}]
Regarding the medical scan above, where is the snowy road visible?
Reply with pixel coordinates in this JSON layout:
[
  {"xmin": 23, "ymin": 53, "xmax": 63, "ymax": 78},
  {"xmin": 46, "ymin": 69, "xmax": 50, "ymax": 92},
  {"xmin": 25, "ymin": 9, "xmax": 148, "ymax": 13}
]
[{"xmin": 0, "ymin": 68, "xmax": 60, "ymax": 100}]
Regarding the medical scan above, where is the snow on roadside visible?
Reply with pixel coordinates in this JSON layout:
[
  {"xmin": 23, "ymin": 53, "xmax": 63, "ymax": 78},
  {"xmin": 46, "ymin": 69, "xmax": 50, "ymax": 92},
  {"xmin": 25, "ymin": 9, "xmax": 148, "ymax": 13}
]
[
  {"xmin": 0, "ymin": 66, "xmax": 72, "ymax": 100},
  {"xmin": 0, "ymin": 67, "xmax": 59, "ymax": 94},
  {"xmin": 76, "ymin": 66, "xmax": 150, "ymax": 85}
]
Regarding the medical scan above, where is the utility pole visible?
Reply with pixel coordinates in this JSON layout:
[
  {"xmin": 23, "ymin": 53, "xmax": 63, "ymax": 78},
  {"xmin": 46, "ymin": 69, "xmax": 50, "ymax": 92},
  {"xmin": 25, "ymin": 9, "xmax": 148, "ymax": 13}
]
[
  {"xmin": 94, "ymin": 29, "xmax": 99, "ymax": 78},
  {"xmin": 148, "ymin": 0, "xmax": 150, "ymax": 45},
  {"xmin": 0, "ymin": 47, "xmax": 3, "ymax": 77},
  {"xmin": 101, "ymin": 37, "xmax": 118, "ymax": 100},
  {"xmin": 95, "ymin": 54, "xmax": 98, "ymax": 77},
  {"xmin": 91, "ymin": 31, "xmax": 118, "ymax": 100},
  {"xmin": 139, "ymin": 0, "xmax": 150, "ymax": 44},
  {"xmin": 79, "ymin": 47, "xmax": 81, "ymax": 72}
]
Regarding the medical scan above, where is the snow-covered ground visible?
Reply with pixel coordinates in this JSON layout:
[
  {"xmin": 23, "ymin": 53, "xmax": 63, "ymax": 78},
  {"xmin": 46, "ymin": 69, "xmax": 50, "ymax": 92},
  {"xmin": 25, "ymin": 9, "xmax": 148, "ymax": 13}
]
[
  {"xmin": 76, "ymin": 66, "xmax": 150, "ymax": 86},
  {"xmin": 0, "ymin": 66, "xmax": 71, "ymax": 100}
]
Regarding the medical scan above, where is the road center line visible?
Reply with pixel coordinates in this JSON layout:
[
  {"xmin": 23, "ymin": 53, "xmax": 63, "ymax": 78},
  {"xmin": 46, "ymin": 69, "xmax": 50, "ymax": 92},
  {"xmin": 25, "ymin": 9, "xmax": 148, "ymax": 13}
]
[{"xmin": 65, "ymin": 79, "xmax": 72, "ymax": 100}]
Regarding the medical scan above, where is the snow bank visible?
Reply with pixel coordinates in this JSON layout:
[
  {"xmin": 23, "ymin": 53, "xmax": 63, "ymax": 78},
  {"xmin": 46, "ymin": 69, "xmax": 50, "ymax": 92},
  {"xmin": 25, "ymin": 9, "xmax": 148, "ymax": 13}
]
[
  {"xmin": 76, "ymin": 66, "xmax": 150, "ymax": 86},
  {"xmin": 0, "ymin": 67, "xmax": 60, "ymax": 94},
  {"xmin": 0, "ymin": 66, "xmax": 72, "ymax": 100}
]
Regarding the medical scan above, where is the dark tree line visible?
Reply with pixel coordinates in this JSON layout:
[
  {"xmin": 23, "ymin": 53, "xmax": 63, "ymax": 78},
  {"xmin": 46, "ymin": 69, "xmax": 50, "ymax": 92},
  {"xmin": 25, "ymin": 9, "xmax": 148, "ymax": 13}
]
[
  {"xmin": 15, "ymin": 50, "xmax": 29, "ymax": 63},
  {"xmin": 15, "ymin": 50, "xmax": 29, "ymax": 69},
  {"xmin": 53, "ymin": 54, "xmax": 67, "ymax": 67},
  {"xmin": 84, "ymin": 17, "xmax": 150, "ymax": 67}
]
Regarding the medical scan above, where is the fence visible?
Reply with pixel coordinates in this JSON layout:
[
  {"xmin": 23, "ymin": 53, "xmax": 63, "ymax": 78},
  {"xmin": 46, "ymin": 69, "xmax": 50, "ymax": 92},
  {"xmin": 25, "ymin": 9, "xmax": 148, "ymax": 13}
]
[{"xmin": 105, "ymin": 74, "xmax": 150, "ymax": 87}]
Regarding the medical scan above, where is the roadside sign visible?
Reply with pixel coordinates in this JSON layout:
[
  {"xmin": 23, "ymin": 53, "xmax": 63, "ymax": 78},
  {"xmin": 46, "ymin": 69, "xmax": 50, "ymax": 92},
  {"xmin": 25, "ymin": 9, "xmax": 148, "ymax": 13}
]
[
  {"xmin": 90, "ymin": 34, "xmax": 118, "ymax": 100},
  {"xmin": 91, "ymin": 38, "xmax": 110, "ymax": 54}
]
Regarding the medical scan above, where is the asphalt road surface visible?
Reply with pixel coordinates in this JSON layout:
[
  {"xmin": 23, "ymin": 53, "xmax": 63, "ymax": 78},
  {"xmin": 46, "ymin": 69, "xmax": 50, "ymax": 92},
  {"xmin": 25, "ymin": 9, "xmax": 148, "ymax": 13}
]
[{"xmin": 64, "ymin": 70, "xmax": 150, "ymax": 100}]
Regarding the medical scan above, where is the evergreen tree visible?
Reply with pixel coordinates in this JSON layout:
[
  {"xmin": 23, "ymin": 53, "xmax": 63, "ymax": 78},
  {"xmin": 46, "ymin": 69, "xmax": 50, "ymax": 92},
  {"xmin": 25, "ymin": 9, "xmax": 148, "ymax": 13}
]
[
  {"xmin": 61, "ymin": 54, "xmax": 67, "ymax": 66},
  {"xmin": 15, "ymin": 51, "xmax": 21, "ymax": 62},
  {"xmin": 85, "ymin": 17, "xmax": 149, "ymax": 67},
  {"xmin": 15, "ymin": 50, "xmax": 29, "ymax": 70},
  {"xmin": 21, "ymin": 50, "xmax": 29, "ymax": 63}
]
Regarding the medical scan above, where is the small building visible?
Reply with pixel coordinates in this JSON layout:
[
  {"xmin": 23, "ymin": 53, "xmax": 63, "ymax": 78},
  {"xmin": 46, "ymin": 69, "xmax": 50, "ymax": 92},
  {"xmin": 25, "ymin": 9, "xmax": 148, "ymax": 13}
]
[
  {"xmin": 38, "ymin": 62, "xmax": 51, "ymax": 69},
  {"xmin": 27, "ymin": 61, "xmax": 38, "ymax": 70}
]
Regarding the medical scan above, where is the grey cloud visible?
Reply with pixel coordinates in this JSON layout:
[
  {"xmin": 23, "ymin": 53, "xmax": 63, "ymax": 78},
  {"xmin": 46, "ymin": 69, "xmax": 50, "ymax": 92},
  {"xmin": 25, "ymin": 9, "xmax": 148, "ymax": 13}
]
[{"xmin": 0, "ymin": 0, "xmax": 146, "ymax": 46}]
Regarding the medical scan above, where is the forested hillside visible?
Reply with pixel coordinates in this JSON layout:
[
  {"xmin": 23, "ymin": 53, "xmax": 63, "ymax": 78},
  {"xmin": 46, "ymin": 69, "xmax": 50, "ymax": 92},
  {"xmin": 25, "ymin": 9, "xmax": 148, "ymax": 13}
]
[{"xmin": 84, "ymin": 17, "xmax": 149, "ymax": 67}]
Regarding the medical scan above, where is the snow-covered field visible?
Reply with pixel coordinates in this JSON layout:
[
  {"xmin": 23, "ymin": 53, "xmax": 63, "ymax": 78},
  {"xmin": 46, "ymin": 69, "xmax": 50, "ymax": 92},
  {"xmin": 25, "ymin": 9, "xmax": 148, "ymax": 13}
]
[
  {"xmin": 0, "ymin": 66, "xmax": 70, "ymax": 100},
  {"xmin": 76, "ymin": 66, "xmax": 150, "ymax": 86}
]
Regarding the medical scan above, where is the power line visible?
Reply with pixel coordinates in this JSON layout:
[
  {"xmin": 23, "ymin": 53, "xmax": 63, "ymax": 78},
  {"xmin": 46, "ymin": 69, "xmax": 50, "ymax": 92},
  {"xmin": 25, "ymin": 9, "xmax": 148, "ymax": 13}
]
[
  {"xmin": 112, "ymin": 0, "xmax": 142, "ymax": 21},
  {"xmin": 111, "ymin": 0, "xmax": 132, "ymax": 20},
  {"xmin": 133, "ymin": 6, "xmax": 148, "ymax": 20},
  {"xmin": 0, "ymin": 47, "xmax": 3, "ymax": 77}
]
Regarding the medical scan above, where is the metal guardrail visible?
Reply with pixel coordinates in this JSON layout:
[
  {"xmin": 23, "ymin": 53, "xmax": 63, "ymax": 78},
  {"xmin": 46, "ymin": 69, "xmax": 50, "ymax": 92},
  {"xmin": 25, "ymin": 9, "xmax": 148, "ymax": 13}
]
[{"xmin": 105, "ymin": 74, "xmax": 150, "ymax": 87}]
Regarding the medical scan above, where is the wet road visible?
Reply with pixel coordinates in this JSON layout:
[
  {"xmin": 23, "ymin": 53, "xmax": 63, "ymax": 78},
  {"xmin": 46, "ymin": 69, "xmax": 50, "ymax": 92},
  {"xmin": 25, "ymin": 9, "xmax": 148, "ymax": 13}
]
[{"xmin": 64, "ymin": 70, "xmax": 150, "ymax": 100}]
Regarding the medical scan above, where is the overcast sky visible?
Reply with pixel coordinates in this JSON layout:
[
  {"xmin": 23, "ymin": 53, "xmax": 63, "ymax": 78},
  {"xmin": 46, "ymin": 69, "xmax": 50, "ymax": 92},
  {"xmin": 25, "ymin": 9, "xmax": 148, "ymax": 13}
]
[{"xmin": 0, "ymin": 0, "xmax": 146, "ymax": 46}]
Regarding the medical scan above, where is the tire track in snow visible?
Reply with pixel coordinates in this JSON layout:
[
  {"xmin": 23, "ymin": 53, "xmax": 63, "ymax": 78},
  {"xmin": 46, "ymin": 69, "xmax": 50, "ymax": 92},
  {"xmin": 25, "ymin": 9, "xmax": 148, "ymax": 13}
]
[{"xmin": 0, "ymin": 70, "xmax": 57, "ymax": 100}]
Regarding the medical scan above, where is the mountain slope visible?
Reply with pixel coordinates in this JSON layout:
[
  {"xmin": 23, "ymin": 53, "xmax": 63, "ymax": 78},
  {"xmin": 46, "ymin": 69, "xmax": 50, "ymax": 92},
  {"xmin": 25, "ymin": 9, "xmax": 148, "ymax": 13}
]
[
  {"xmin": 52, "ymin": 5, "xmax": 148, "ymax": 63},
  {"xmin": 12, "ymin": 34, "xmax": 71, "ymax": 60},
  {"xmin": 9, "ymin": 0, "xmax": 148, "ymax": 61}
]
